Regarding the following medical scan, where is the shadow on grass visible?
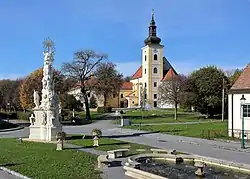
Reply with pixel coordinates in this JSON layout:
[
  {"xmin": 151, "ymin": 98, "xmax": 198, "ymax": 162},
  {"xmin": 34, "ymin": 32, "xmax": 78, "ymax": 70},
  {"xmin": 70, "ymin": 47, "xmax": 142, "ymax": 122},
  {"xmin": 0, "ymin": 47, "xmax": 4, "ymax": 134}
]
[{"xmin": 0, "ymin": 163, "xmax": 23, "ymax": 167}]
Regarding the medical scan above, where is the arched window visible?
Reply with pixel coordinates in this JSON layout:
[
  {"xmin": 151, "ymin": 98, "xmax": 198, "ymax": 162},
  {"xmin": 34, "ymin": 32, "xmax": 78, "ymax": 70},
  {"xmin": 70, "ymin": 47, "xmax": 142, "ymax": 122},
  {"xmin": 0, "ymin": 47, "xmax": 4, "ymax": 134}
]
[
  {"xmin": 144, "ymin": 83, "xmax": 147, "ymax": 88},
  {"xmin": 145, "ymin": 55, "xmax": 147, "ymax": 61},
  {"xmin": 153, "ymin": 67, "xmax": 157, "ymax": 74},
  {"xmin": 154, "ymin": 54, "xmax": 157, "ymax": 60},
  {"xmin": 145, "ymin": 68, "xmax": 146, "ymax": 74}
]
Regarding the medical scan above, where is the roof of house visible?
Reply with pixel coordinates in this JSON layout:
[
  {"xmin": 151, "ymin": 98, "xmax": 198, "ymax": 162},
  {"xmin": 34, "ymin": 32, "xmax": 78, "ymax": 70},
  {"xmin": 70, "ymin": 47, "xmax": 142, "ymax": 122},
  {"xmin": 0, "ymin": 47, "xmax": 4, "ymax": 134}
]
[
  {"xmin": 161, "ymin": 68, "xmax": 177, "ymax": 81},
  {"xmin": 131, "ymin": 57, "xmax": 177, "ymax": 81},
  {"xmin": 131, "ymin": 66, "xmax": 142, "ymax": 79},
  {"xmin": 231, "ymin": 63, "xmax": 250, "ymax": 90},
  {"xmin": 121, "ymin": 82, "xmax": 133, "ymax": 90}
]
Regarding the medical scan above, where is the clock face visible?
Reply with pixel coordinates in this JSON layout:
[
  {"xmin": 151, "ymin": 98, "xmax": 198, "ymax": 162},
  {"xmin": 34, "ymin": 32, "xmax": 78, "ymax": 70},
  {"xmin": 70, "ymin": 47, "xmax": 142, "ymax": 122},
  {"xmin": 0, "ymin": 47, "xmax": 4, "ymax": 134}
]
[{"xmin": 153, "ymin": 49, "xmax": 158, "ymax": 54}]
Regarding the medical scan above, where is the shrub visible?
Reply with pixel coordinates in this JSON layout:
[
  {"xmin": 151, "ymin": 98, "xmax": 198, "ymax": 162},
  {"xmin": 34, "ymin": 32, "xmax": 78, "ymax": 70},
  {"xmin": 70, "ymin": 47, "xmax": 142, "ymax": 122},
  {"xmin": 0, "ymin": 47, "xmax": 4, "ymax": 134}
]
[
  {"xmin": 97, "ymin": 106, "xmax": 112, "ymax": 113},
  {"xmin": 61, "ymin": 109, "xmax": 71, "ymax": 121},
  {"xmin": 0, "ymin": 112, "xmax": 17, "ymax": 119},
  {"xmin": 56, "ymin": 131, "xmax": 67, "ymax": 140},
  {"xmin": 17, "ymin": 111, "xmax": 32, "ymax": 121},
  {"xmin": 89, "ymin": 95, "xmax": 97, "ymax": 109},
  {"xmin": 91, "ymin": 128, "xmax": 102, "ymax": 137}
]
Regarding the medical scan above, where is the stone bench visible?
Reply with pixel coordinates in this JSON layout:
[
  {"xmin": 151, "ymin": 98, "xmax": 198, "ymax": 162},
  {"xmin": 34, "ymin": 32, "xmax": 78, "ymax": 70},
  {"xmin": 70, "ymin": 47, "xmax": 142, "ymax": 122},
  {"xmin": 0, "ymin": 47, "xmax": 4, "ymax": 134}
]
[
  {"xmin": 97, "ymin": 155, "xmax": 110, "ymax": 168},
  {"xmin": 150, "ymin": 148, "xmax": 177, "ymax": 155},
  {"xmin": 107, "ymin": 149, "xmax": 129, "ymax": 159}
]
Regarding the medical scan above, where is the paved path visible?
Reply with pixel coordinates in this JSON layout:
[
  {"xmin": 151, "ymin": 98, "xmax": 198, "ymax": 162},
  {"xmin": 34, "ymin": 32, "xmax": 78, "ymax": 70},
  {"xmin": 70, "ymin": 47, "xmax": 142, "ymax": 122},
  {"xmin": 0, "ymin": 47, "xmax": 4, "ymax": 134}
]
[
  {"xmin": 2, "ymin": 120, "xmax": 250, "ymax": 165},
  {"xmin": 0, "ymin": 170, "xmax": 21, "ymax": 179},
  {"xmin": 64, "ymin": 143, "xmax": 131, "ymax": 179}
]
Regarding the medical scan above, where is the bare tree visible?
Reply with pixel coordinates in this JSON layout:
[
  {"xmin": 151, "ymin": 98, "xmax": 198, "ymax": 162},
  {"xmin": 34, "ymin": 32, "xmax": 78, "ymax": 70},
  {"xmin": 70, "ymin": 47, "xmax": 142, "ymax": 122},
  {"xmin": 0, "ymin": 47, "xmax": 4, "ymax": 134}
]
[
  {"xmin": 158, "ymin": 74, "xmax": 186, "ymax": 120},
  {"xmin": 93, "ymin": 62, "xmax": 123, "ymax": 107},
  {"xmin": 61, "ymin": 49, "xmax": 107, "ymax": 120}
]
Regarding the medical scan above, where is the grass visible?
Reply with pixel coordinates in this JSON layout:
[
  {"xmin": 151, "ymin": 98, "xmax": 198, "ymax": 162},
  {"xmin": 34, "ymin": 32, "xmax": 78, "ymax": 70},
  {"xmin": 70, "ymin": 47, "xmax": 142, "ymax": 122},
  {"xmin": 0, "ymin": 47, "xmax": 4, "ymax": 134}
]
[
  {"xmin": 0, "ymin": 138, "xmax": 101, "ymax": 179},
  {"xmin": 68, "ymin": 135, "xmax": 153, "ymax": 155},
  {"xmin": 114, "ymin": 109, "xmax": 221, "ymax": 124},
  {"xmin": 125, "ymin": 121, "xmax": 228, "ymax": 139}
]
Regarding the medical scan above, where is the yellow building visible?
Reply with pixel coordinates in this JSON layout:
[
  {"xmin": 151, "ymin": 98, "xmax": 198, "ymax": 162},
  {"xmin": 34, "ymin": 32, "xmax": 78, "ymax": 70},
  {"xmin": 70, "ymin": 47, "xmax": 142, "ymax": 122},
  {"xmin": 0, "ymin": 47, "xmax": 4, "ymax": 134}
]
[{"xmin": 68, "ymin": 11, "xmax": 177, "ymax": 109}]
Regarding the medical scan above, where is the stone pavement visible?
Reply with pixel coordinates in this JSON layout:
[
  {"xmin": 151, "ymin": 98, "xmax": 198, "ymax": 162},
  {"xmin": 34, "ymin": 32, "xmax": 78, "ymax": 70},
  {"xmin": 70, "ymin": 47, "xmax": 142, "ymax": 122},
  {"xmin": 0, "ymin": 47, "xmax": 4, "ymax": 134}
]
[
  {"xmin": 64, "ymin": 143, "xmax": 131, "ymax": 179},
  {"xmin": 0, "ymin": 170, "xmax": 21, "ymax": 179}
]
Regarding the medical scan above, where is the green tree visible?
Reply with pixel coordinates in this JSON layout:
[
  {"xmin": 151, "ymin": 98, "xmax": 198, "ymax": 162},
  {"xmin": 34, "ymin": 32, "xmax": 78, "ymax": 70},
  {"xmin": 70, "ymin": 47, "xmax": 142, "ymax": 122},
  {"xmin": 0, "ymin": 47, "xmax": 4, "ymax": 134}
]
[
  {"xmin": 93, "ymin": 62, "xmax": 123, "ymax": 107},
  {"xmin": 187, "ymin": 66, "xmax": 230, "ymax": 117},
  {"xmin": 60, "ymin": 94, "xmax": 81, "ymax": 110},
  {"xmin": 89, "ymin": 95, "xmax": 97, "ymax": 108}
]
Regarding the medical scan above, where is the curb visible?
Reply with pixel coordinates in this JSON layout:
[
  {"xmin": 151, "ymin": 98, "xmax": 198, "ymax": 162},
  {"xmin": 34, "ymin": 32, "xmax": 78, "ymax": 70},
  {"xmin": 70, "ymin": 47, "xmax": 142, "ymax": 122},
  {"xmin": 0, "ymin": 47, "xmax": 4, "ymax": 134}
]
[
  {"xmin": 0, "ymin": 167, "xmax": 31, "ymax": 179},
  {"xmin": 0, "ymin": 126, "xmax": 24, "ymax": 132}
]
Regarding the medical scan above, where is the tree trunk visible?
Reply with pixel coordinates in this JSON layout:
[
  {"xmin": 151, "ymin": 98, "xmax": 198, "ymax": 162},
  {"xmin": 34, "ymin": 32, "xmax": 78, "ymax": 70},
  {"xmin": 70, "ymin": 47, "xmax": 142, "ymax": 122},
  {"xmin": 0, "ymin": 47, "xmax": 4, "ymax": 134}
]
[
  {"xmin": 174, "ymin": 102, "xmax": 178, "ymax": 120},
  {"xmin": 103, "ymin": 94, "xmax": 107, "ymax": 107},
  {"xmin": 84, "ymin": 95, "xmax": 91, "ymax": 120},
  {"xmin": 81, "ymin": 87, "xmax": 91, "ymax": 120}
]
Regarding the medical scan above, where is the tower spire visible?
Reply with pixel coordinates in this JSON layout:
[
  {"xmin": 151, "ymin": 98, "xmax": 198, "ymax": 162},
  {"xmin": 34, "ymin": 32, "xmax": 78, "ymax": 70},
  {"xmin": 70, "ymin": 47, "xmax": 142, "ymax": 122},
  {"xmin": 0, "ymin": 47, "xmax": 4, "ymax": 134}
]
[
  {"xmin": 144, "ymin": 10, "xmax": 161, "ymax": 45},
  {"xmin": 151, "ymin": 9, "xmax": 155, "ymax": 25}
]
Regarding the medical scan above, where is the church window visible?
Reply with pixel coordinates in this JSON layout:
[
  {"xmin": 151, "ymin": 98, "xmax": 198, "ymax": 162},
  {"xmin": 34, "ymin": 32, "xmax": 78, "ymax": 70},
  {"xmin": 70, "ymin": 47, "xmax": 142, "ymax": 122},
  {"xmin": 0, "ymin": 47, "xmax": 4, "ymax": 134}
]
[
  {"xmin": 153, "ymin": 67, "xmax": 158, "ymax": 74},
  {"xmin": 144, "ymin": 83, "xmax": 147, "ymax": 88},
  {"xmin": 113, "ymin": 94, "xmax": 116, "ymax": 98},
  {"xmin": 154, "ymin": 94, "xmax": 157, "ymax": 99},
  {"xmin": 121, "ymin": 94, "xmax": 123, "ymax": 98},
  {"xmin": 132, "ymin": 101, "xmax": 135, "ymax": 104},
  {"xmin": 154, "ymin": 54, "xmax": 157, "ymax": 60},
  {"xmin": 154, "ymin": 101, "xmax": 157, "ymax": 107},
  {"xmin": 154, "ymin": 82, "xmax": 157, "ymax": 87},
  {"xmin": 145, "ymin": 55, "xmax": 147, "ymax": 61},
  {"xmin": 145, "ymin": 68, "xmax": 146, "ymax": 74}
]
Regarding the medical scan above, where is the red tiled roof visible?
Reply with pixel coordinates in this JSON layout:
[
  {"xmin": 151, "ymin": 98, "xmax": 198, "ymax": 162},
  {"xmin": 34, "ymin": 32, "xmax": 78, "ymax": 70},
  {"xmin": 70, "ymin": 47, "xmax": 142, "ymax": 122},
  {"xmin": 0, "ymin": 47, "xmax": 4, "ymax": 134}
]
[
  {"xmin": 131, "ymin": 66, "xmax": 142, "ymax": 79},
  {"xmin": 231, "ymin": 63, "xmax": 250, "ymax": 90},
  {"xmin": 121, "ymin": 82, "xmax": 133, "ymax": 90},
  {"xmin": 161, "ymin": 68, "xmax": 177, "ymax": 81}
]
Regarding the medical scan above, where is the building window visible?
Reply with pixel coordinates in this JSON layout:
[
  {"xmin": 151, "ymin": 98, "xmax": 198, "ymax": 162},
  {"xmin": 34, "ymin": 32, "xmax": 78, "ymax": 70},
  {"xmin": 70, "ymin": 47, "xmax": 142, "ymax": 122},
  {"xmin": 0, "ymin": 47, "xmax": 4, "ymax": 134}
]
[
  {"xmin": 133, "ymin": 94, "xmax": 135, "ymax": 96},
  {"xmin": 144, "ymin": 93, "xmax": 147, "ymax": 99},
  {"xmin": 145, "ymin": 55, "xmax": 147, "ymax": 61},
  {"xmin": 121, "ymin": 94, "xmax": 123, "ymax": 98},
  {"xmin": 154, "ymin": 54, "xmax": 157, "ymax": 60},
  {"xmin": 153, "ymin": 67, "xmax": 157, "ymax": 74},
  {"xmin": 154, "ymin": 94, "xmax": 157, "ymax": 99},
  {"xmin": 154, "ymin": 101, "xmax": 157, "ymax": 107},
  {"xmin": 113, "ymin": 94, "xmax": 116, "ymax": 98},
  {"xmin": 154, "ymin": 82, "xmax": 157, "ymax": 87},
  {"xmin": 144, "ymin": 83, "xmax": 147, "ymax": 88},
  {"xmin": 145, "ymin": 68, "xmax": 146, "ymax": 74},
  {"xmin": 243, "ymin": 104, "xmax": 250, "ymax": 117},
  {"xmin": 132, "ymin": 101, "xmax": 135, "ymax": 104}
]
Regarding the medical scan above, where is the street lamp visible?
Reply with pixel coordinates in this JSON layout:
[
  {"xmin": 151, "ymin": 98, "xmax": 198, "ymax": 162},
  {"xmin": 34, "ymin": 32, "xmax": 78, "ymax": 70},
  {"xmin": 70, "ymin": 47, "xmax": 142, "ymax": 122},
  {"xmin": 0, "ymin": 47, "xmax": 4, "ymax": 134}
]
[{"xmin": 240, "ymin": 94, "xmax": 246, "ymax": 149}]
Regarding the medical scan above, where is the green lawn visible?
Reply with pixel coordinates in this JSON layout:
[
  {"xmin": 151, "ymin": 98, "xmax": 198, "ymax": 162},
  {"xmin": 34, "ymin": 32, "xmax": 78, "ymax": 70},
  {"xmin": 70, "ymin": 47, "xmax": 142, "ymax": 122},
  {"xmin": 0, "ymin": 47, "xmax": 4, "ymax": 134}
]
[
  {"xmin": 68, "ymin": 136, "xmax": 153, "ymax": 155},
  {"xmin": 114, "ymin": 109, "xmax": 220, "ymax": 124},
  {"xmin": 0, "ymin": 138, "xmax": 101, "ymax": 179},
  {"xmin": 125, "ymin": 121, "xmax": 228, "ymax": 139}
]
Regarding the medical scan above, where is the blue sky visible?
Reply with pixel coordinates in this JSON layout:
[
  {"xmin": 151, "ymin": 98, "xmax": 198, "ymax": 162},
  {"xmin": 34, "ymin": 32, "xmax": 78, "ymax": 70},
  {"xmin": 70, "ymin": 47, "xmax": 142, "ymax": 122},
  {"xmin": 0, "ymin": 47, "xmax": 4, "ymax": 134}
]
[{"xmin": 0, "ymin": 0, "xmax": 250, "ymax": 79}]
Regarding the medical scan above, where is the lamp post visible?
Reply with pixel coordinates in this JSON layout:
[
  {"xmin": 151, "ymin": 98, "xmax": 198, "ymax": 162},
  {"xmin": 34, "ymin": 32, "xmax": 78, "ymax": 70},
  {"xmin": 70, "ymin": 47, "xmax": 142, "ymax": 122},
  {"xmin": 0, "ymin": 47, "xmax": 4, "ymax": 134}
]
[{"xmin": 240, "ymin": 94, "xmax": 246, "ymax": 149}]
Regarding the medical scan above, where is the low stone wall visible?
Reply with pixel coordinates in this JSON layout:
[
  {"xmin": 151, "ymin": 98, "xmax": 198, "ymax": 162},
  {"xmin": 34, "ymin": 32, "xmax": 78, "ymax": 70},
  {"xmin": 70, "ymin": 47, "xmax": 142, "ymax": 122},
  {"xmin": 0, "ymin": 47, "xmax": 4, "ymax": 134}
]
[
  {"xmin": 193, "ymin": 154, "xmax": 250, "ymax": 173},
  {"xmin": 124, "ymin": 152, "xmax": 250, "ymax": 179},
  {"xmin": 124, "ymin": 166, "xmax": 168, "ymax": 179}
]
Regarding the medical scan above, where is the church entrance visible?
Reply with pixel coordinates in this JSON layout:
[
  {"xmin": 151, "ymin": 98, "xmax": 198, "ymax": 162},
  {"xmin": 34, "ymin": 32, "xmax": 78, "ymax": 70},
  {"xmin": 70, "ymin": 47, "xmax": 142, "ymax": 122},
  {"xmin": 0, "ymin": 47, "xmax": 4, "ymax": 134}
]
[{"xmin": 120, "ymin": 99, "xmax": 128, "ymax": 108}]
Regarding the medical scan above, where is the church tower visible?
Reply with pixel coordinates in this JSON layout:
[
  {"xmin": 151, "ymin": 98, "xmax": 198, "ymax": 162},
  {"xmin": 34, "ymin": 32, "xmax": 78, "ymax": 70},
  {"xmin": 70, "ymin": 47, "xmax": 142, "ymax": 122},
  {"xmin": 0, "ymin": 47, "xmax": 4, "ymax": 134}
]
[{"xmin": 141, "ymin": 10, "xmax": 164, "ymax": 108}]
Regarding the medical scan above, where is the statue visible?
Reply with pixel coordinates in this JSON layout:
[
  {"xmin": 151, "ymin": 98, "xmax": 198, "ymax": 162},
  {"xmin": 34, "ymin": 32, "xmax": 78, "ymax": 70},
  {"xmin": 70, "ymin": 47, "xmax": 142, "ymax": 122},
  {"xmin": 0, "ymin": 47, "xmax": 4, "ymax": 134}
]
[
  {"xmin": 33, "ymin": 90, "xmax": 40, "ymax": 109},
  {"xmin": 29, "ymin": 114, "xmax": 35, "ymax": 125}
]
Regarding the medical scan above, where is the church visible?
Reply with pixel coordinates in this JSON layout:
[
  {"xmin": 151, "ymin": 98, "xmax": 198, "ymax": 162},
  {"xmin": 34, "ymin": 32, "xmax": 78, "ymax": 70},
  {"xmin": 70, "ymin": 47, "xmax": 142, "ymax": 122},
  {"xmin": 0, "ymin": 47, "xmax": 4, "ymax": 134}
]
[
  {"xmin": 118, "ymin": 11, "xmax": 177, "ymax": 109},
  {"xmin": 68, "ymin": 11, "xmax": 178, "ymax": 109}
]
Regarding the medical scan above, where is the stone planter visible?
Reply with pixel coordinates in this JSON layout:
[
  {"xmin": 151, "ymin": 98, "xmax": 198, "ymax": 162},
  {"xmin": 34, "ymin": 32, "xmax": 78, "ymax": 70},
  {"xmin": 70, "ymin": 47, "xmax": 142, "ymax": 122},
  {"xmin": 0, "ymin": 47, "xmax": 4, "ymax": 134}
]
[{"xmin": 56, "ymin": 139, "xmax": 63, "ymax": 151}]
